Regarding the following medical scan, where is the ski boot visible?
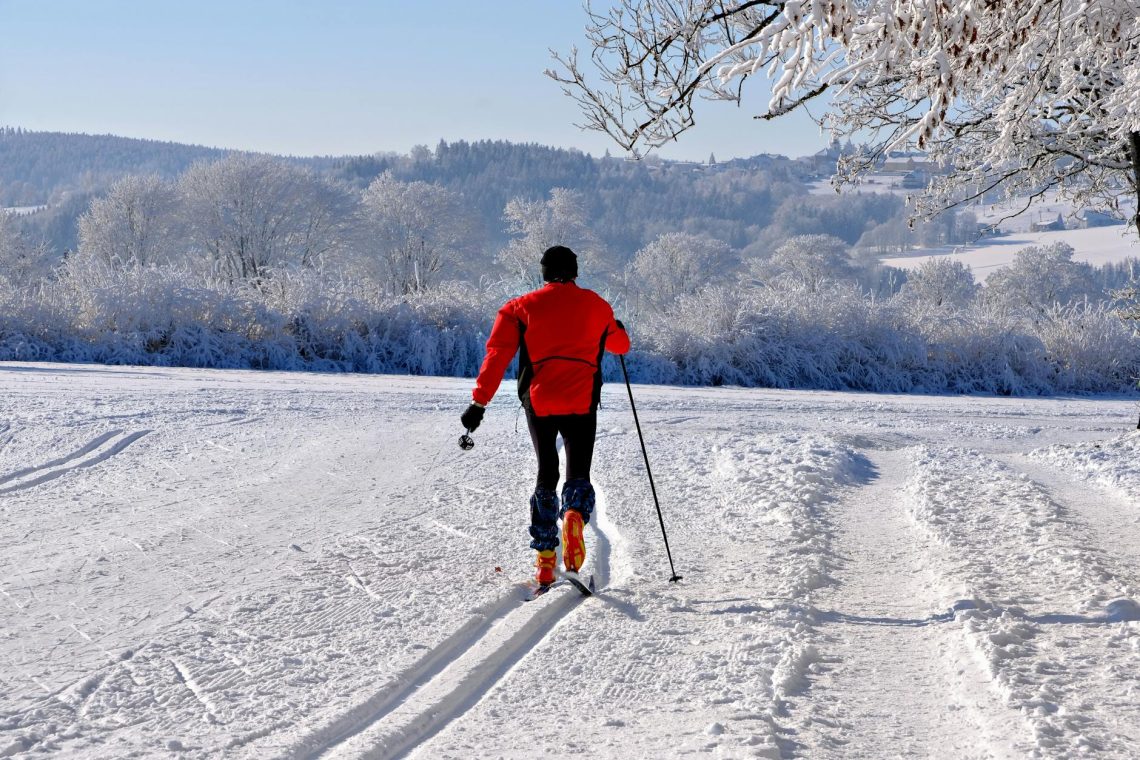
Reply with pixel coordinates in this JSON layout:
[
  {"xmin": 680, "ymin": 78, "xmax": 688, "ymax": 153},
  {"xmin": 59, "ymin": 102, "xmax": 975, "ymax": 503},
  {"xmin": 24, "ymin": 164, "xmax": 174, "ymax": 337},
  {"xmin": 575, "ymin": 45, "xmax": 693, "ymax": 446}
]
[
  {"xmin": 535, "ymin": 550, "xmax": 557, "ymax": 587},
  {"xmin": 560, "ymin": 478, "xmax": 595, "ymax": 573},
  {"xmin": 562, "ymin": 509, "xmax": 585, "ymax": 572}
]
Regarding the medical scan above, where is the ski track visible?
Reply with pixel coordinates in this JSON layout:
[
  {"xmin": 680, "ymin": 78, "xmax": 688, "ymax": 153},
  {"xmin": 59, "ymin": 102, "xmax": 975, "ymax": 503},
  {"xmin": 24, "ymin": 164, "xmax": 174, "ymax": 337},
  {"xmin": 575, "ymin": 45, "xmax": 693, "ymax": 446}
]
[
  {"xmin": 1002, "ymin": 452, "xmax": 1140, "ymax": 591},
  {"xmin": 414, "ymin": 428, "xmax": 875, "ymax": 759},
  {"xmin": 0, "ymin": 429, "xmax": 150, "ymax": 495},
  {"xmin": 283, "ymin": 486, "xmax": 617, "ymax": 760},
  {"xmin": 0, "ymin": 429, "xmax": 125, "ymax": 486}
]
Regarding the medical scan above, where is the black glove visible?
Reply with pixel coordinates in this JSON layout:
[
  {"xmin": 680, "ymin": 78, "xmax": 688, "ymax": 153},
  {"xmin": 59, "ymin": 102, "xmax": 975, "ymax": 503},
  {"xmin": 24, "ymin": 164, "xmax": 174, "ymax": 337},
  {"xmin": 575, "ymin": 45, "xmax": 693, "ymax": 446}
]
[
  {"xmin": 460, "ymin": 403, "xmax": 485, "ymax": 432},
  {"xmin": 616, "ymin": 319, "xmax": 626, "ymax": 331}
]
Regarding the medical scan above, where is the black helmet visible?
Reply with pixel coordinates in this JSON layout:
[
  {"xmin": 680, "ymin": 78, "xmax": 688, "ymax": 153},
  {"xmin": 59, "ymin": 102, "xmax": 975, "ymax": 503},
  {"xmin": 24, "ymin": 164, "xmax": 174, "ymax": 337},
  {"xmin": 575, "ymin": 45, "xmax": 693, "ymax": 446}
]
[{"xmin": 540, "ymin": 245, "xmax": 578, "ymax": 282}]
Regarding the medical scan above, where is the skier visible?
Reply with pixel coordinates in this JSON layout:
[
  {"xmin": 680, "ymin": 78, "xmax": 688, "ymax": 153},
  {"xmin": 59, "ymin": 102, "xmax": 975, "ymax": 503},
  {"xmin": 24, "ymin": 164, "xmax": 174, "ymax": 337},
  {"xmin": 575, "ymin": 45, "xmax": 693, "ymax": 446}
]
[{"xmin": 460, "ymin": 245, "xmax": 630, "ymax": 587}]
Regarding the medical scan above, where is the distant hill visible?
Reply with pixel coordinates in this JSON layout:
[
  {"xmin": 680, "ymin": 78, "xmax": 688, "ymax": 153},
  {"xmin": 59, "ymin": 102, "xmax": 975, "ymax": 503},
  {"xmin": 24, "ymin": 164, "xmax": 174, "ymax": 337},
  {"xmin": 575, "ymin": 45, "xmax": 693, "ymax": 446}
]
[
  {"xmin": 0, "ymin": 129, "xmax": 822, "ymax": 259},
  {"xmin": 0, "ymin": 127, "xmax": 238, "ymax": 206}
]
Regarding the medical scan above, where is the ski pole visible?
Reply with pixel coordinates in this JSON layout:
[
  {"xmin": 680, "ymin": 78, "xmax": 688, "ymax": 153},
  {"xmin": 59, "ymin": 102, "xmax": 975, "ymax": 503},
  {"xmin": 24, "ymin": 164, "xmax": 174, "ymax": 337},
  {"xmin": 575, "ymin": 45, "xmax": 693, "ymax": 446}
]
[{"xmin": 619, "ymin": 355, "xmax": 682, "ymax": 583}]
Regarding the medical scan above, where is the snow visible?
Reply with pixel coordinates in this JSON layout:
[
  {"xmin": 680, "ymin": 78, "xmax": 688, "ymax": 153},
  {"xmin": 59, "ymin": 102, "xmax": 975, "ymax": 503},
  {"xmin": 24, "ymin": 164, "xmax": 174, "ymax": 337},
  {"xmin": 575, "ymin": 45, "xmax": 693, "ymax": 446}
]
[
  {"xmin": 810, "ymin": 178, "xmax": 1140, "ymax": 281},
  {"xmin": 885, "ymin": 225, "xmax": 1140, "ymax": 281},
  {"xmin": 965, "ymin": 187, "xmax": 1138, "ymax": 236},
  {"xmin": 3, "ymin": 362, "xmax": 1140, "ymax": 758}
]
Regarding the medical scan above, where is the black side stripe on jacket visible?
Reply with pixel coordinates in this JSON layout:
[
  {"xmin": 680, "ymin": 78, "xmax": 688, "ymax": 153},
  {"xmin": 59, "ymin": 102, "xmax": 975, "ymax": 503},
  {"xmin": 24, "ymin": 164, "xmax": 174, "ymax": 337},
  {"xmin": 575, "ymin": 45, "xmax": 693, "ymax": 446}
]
[
  {"xmin": 531, "ymin": 355, "xmax": 598, "ymax": 368},
  {"xmin": 591, "ymin": 329, "xmax": 608, "ymax": 411}
]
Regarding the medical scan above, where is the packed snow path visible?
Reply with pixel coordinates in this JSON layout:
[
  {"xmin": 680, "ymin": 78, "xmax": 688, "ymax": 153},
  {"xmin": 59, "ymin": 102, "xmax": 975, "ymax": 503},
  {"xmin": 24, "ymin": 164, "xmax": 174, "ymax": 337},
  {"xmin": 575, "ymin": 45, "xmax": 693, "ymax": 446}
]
[
  {"xmin": 2, "ymin": 363, "xmax": 1139, "ymax": 758},
  {"xmin": 804, "ymin": 448, "xmax": 1019, "ymax": 757}
]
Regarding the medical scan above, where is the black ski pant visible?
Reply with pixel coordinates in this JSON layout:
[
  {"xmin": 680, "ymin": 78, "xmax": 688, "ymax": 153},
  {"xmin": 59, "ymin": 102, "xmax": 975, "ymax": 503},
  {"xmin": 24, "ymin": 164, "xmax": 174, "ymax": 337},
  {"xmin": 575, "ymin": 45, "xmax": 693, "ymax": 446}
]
[
  {"xmin": 526, "ymin": 410, "xmax": 597, "ymax": 551},
  {"xmin": 526, "ymin": 409, "xmax": 597, "ymax": 491}
]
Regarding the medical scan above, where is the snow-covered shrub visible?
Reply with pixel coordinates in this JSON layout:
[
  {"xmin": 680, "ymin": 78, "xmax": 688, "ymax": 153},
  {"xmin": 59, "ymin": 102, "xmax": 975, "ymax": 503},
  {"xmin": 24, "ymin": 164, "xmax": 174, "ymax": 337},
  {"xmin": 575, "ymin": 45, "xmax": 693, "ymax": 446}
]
[
  {"xmin": 358, "ymin": 173, "xmax": 483, "ymax": 295},
  {"xmin": 618, "ymin": 279, "xmax": 1140, "ymax": 395},
  {"xmin": 0, "ymin": 261, "xmax": 497, "ymax": 376},
  {"xmin": 1109, "ymin": 277, "xmax": 1140, "ymax": 325},
  {"xmin": 77, "ymin": 174, "xmax": 179, "ymax": 268},
  {"xmin": 498, "ymin": 188, "xmax": 603, "ymax": 290},
  {"xmin": 982, "ymin": 243, "xmax": 1097, "ymax": 313},
  {"xmin": 1033, "ymin": 303, "xmax": 1140, "ymax": 392},
  {"xmin": 1, "ymin": 238, "xmax": 1136, "ymax": 395},
  {"xmin": 628, "ymin": 283, "xmax": 927, "ymax": 391},
  {"xmin": 899, "ymin": 258, "xmax": 979, "ymax": 309},
  {"xmin": 750, "ymin": 235, "xmax": 853, "ymax": 293},
  {"xmin": 626, "ymin": 232, "xmax": 737, "ymax": 312},
  {"xmin": 0, "ymin": 212, "xmax": 54, "ymax": 290},
  {"xmin": 178, "ymin": 155, "xmax": 354, "ymax": 282}
]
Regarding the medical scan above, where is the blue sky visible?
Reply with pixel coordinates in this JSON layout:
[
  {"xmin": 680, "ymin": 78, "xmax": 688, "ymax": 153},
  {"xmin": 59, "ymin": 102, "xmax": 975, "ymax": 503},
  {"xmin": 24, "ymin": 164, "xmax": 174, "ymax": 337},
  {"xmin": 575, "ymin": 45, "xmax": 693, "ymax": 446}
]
[{"xmin": 0, "ymin": 1, "xmax": 829, "ymax": 160}]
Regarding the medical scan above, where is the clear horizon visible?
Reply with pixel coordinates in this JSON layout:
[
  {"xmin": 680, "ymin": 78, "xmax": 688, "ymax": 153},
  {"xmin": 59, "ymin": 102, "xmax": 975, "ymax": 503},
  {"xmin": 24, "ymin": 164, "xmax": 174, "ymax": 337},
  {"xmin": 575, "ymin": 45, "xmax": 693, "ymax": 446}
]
[
  {"xmin": 0, "ymin": 1, "xmax": 830, "ymax": 162},
  {"xmin": 0, "ymin": 122, "xmax": 823, "ymax": 163}
]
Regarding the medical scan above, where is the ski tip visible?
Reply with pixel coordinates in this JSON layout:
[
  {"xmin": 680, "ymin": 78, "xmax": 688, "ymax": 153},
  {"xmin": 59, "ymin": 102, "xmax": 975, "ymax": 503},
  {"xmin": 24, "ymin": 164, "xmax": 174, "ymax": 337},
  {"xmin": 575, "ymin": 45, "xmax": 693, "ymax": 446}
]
[{"xmin": 562, "ymin": 570, "xmax": 594, "ymax": 596}]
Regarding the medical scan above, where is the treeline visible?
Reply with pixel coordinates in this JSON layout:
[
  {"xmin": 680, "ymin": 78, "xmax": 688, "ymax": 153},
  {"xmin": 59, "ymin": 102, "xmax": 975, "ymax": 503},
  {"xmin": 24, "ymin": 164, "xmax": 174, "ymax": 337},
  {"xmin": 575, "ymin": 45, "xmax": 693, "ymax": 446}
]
[
  {"xmin": 0, "ymin": 128, "xmax": 231, "ymax": 206},
  {"xmin": 1, "ymin": 238, "xmax": 1138, "ymax": 395},
  {"xmin": 1, "ymin": 134, "xmax": 1138, "ymax": 394},
  {"xmin": 5, "ymin": 129, "xmax": 987, "ymax": 263},
  {"xmin": 334, "ymin": 140, "xmax": 809, "ymax": 255}
]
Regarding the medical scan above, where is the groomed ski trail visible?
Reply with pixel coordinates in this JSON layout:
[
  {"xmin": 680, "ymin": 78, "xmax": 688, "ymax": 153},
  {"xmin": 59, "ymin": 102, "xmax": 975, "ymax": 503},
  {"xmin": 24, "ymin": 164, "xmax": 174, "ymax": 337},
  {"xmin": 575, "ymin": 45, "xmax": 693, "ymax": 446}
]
[
  {"xmin": 806, "ymin": 447, "xmax": 1028, "ymax": 758},
  {"xmin": 282, "ymin": 484, "xmax": 622, "ymax": 760},
  {"xmin": 6, "ymin": 367, "xmax": 1139, "ymax": 759}
]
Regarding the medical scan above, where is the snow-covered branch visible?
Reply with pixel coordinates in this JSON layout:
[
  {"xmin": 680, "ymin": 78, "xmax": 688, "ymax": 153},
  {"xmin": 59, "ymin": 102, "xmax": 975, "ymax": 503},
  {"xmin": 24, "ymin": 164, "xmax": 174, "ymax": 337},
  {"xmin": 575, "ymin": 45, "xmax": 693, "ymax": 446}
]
[{"xmin": 553, "ymin": 0, "xmax": 1140, "ymax": 231}]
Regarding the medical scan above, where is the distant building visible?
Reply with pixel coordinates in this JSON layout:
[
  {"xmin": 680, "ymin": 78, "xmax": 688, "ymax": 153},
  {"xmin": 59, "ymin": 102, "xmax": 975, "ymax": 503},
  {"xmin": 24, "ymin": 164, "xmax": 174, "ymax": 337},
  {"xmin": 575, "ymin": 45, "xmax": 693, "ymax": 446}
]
[
  {"xmin": 0, "ymin": 205, "xmax": 47, "ymax": 216},
  {"xmin": 804, "ymin": 138, "xmax": 851, "ymax": 176},
  {"xmin": 1030, "ymin": 212, "xmax": 1066, "ymax": 233},
  {"xmin": 1076, "ymin": 209, "xmax": 1122, "ymax": 228},
  {"xmin": 881, "ymin": 151, "xmax": 938, "ymax": 174},
  {"xmin": 899, "ymin": 170, "xmax": 930, "ymax": 189}
]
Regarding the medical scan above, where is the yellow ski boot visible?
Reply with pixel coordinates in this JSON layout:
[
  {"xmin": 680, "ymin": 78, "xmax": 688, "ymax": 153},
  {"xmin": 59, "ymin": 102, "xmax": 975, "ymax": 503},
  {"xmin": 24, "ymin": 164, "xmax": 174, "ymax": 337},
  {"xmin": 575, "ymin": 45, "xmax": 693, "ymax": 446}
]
[
  {"xmin": 535, "ymin": 549, "xmax": 557, "ymax": 587},
  {"xmin": 561, "ymin": 509, "xmax": 586, "ymax": 573}
]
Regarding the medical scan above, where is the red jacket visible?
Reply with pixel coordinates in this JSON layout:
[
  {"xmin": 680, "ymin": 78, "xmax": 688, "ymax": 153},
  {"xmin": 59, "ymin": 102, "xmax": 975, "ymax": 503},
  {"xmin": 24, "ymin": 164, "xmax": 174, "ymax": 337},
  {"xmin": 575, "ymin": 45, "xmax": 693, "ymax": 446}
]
[{"xmin": 473, "ymin": 282, "xmax": 630, "ymax": 416}]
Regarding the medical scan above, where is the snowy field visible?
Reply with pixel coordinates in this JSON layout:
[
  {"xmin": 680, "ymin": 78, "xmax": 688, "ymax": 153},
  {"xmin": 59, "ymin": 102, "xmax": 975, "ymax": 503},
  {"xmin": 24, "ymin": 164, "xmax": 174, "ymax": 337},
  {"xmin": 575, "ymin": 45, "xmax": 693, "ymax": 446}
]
[
  {"xmin": 3, "ymin": 362, "xmax": 1140, "ymax": 758},
  {"xmin": 811, "ymin": 176, "xmax": 1140, "ymax": 279},
  {"xmin": 885, "ymin": 225, "xmax": 1139, "ymax": 281}
]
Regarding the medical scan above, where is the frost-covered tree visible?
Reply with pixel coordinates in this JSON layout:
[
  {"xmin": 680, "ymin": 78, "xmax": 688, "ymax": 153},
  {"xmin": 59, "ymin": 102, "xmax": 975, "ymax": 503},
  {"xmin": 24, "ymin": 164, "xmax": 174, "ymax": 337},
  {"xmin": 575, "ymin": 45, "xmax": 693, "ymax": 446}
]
[
  {"xmin": 900, "ymin": 258, "xmax": 978, "ymax": 308},
  {"xmin": 983, "ymin": 243, "xmax": 1097, "ymax": 312},
  {"xmin": 77, "ymin": 174, "xmax": 178, "ymax": 267},
  {"xmin": 628, "ymin": 232, "xmax": 736, "ymax": 310},
  {"xmin": 752, "ymin": 234, "xmax": 852, "ymax": 292},
  {"xmin": 498, "ymin": 188, "xmax": 602, "ymax": 289},
  {"xmin": 552, "ymin": 1, "xmax": 1140, "ymax": 234},
  {"xmin": 179, "ymin": 155, "xmax": 352, "ymax": 281},
  {"xmin": 0, "ymin": 212, "xmax": 53, "ymax": 290},
  {"xmin": 1110, "ymin": 278, "xmax": 1140, "ymax": 323},
  {"xmin": 359, "ymin": 173, "xmax": 481, "ymax": 294}
]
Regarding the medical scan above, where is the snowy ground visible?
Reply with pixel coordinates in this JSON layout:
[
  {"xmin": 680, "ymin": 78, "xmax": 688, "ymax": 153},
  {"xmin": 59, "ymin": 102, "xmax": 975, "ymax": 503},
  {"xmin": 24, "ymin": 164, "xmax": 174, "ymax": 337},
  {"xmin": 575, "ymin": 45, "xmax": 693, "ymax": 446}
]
[
  {"xmin": 2, "ymin": 362, "xmax": 1140, "ymax": 759},
  {"xmin": 811, "ymin": 176, "xmax": 1140, "ymax": 279},
  {"xmin": 884, "ymin": 225, "xmax": 1139, "ymax": 282}
]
